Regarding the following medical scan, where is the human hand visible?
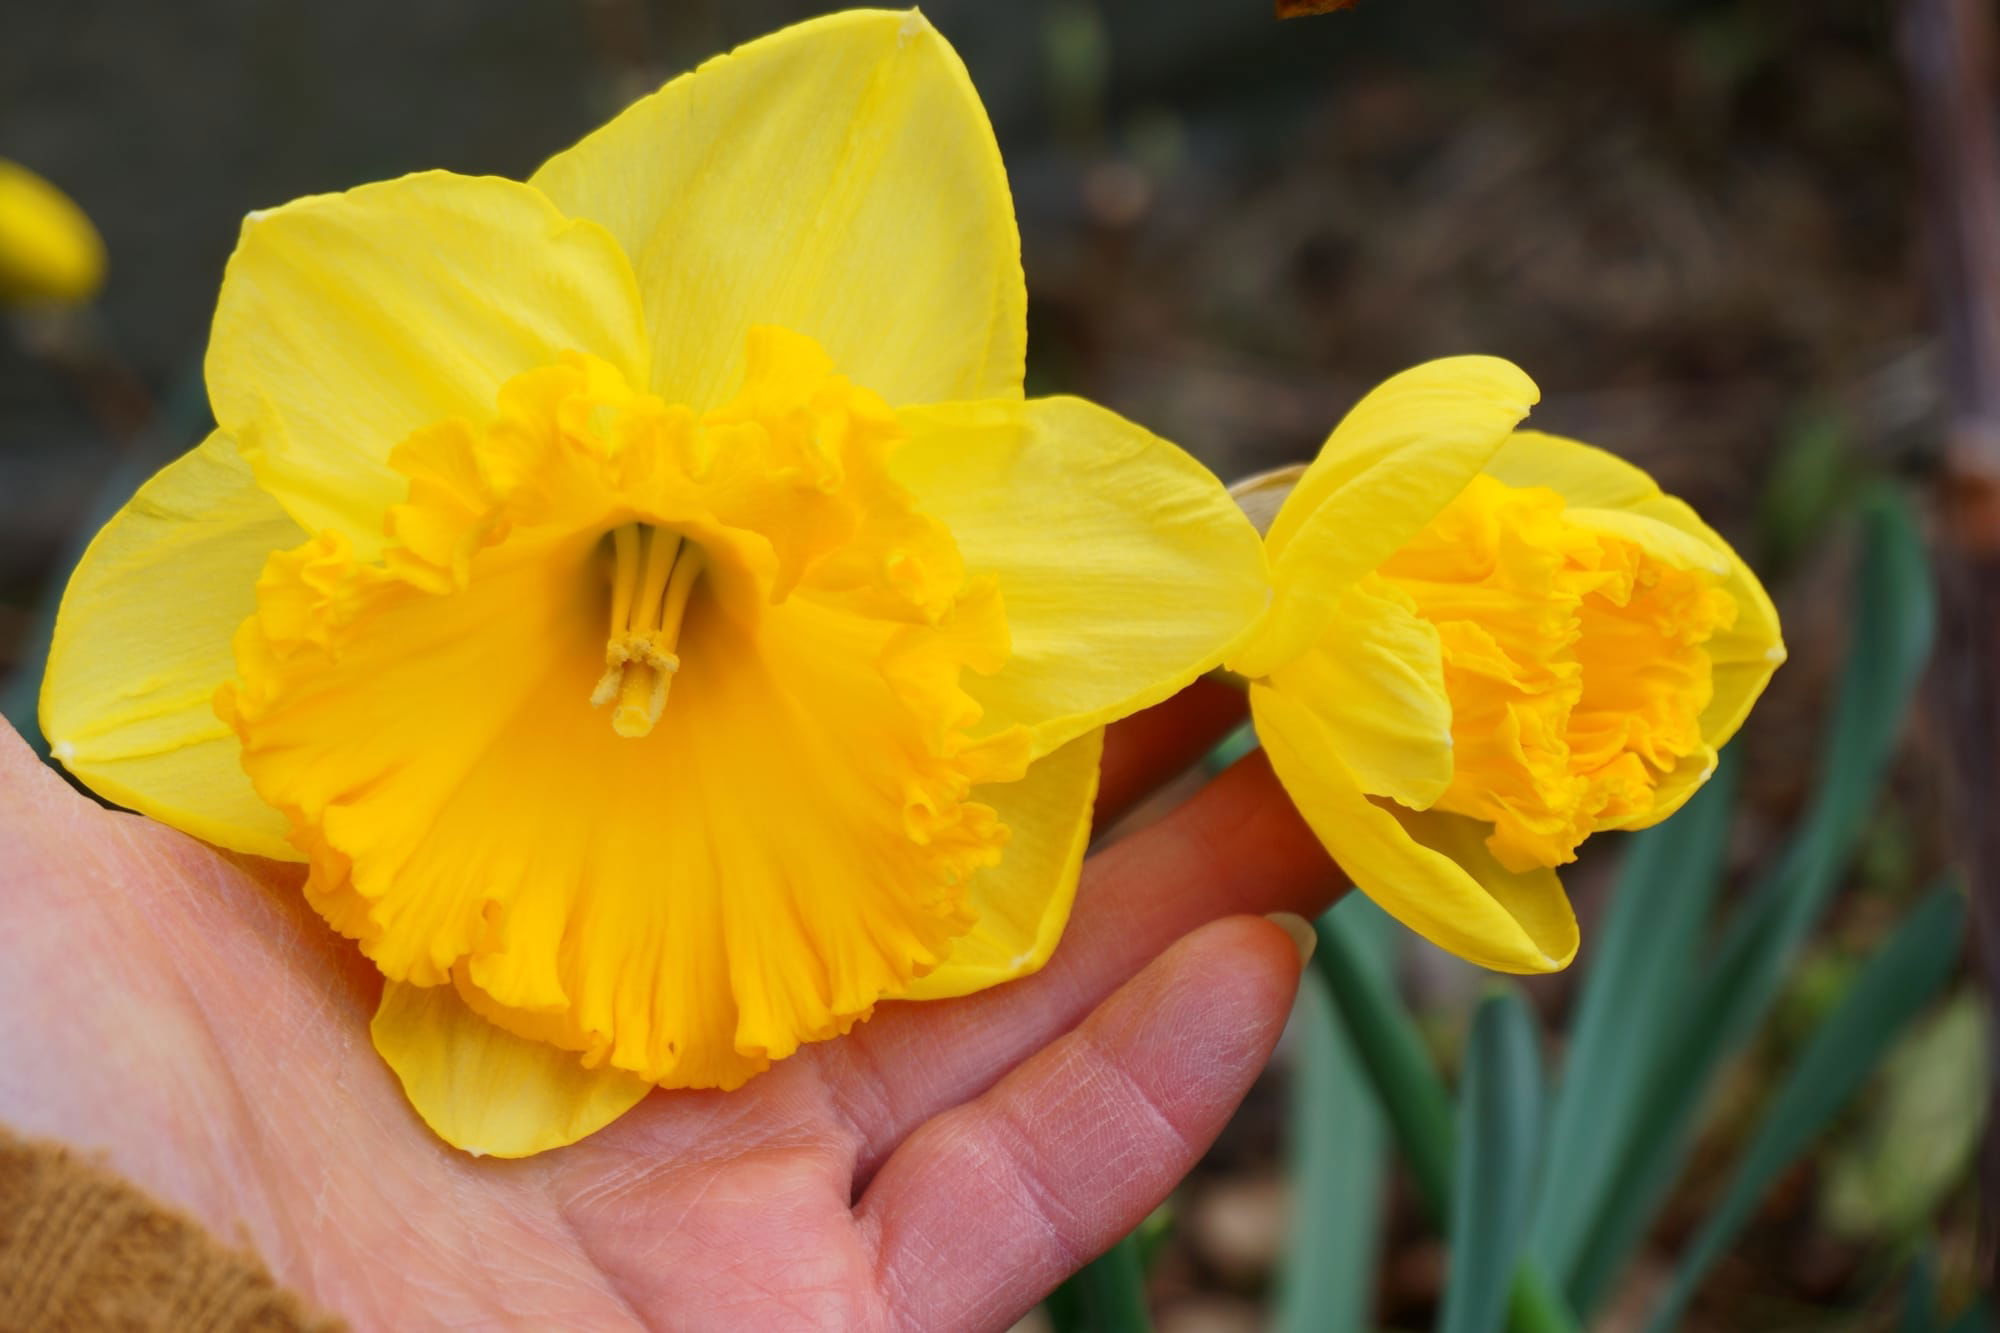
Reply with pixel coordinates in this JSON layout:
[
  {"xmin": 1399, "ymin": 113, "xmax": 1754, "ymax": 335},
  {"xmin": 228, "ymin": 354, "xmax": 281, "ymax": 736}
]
[{"xmin": 0, "ymin": 680, "xmax": 1339, "ymax": 1331}]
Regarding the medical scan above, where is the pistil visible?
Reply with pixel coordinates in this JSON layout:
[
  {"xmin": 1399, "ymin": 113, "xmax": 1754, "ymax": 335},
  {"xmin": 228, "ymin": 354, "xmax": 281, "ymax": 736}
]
[{"xmin": 592, "ymin": 523, "xmax": 705, "ymax": 737}]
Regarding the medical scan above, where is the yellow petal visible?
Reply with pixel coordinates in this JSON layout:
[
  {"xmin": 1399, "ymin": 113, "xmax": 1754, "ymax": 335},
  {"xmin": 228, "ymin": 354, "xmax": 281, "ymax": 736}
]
[
  {"xmin": 1253, "ymin": 682, "xmax": 1577, "ymax": 972},
  {"xmin": 1562, "ymin": 506, "xmax": 1730, "ymax": 575},
  {"xmin": 372, "ymin": 980, "xmax": 651, "ymax": 1158},
  {"xmin": 206, "ymin": 170, "xmax": 649, "ymax": 552},
  {"xmin": 1483, "ymin": 429, "xmax": 1657, "ymax": 507},
  {"xmin": 0, "ymin": 159, "xmax": 105, "ymax": 305},
  {"xmin": 40, "ymin": 432, "xmax": 299, "ymax": 860},
  {"xmin": 1232, "ymin": 357, "xmax": 1539, "ymax": 678},
  {"xmin": 1263, "ymin": 357, "xmax": 1542, "ymax": 558},
  {"xmin": 1264, "ymin": 576, "xmax": 1454, "ymax": 811},
  {"xmin": 529, "ymin": 10, "xmax": 1023, "ymax": 411},
  {"xmin": 893, "ymin": 396, "xmax": 1269, "ymax": 757},
  {"xmin": 1626, "ymin": 492, "xmax": 1783, "ymax": 745},
  {"xmin": 1391, "ymin": 805, "xmax": 1579, "ymax": 968},
  {"xmin": 1487, "ymin": 430, "xmax": 1785, "ymax": 748},
  {"xmin": 901, "ymin": 727, "xmax": 1104, "ymax": 1001}
]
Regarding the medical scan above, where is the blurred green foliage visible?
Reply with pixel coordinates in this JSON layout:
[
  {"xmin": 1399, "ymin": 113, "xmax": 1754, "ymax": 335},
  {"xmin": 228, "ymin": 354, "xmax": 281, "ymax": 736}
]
[
  {"xmin": 1273, "ymin": 898, "xmax": 1389, "ymax": 1333},
  {"xmin": 1823, "ymin": 993, "xmax": 1988, "ymax": 1243}
]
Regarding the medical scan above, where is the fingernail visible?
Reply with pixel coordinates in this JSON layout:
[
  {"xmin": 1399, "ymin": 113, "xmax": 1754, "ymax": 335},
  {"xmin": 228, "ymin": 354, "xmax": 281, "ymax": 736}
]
[{"xmin": 1264, "ymin": 912, "xmax": 1317, "ymax": 964}]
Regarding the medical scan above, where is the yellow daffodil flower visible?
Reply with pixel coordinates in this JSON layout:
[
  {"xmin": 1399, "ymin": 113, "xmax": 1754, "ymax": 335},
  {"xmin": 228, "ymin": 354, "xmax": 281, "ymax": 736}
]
[
  {"xmin": 39, "ymin": 9, "xmax": 1268, "ymax": 1157},
  {"xmin": 1227, "ymin": 358, "xmax": 1784, "ymax": 972},
  {"xmin": 0, "ymin": 159, "xmax": 105, "ymax": 306}
]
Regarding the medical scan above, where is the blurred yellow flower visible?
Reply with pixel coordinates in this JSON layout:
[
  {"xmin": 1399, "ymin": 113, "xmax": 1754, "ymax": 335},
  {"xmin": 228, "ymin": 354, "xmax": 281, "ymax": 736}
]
[
  {"xmin": 40, "ymin": 9, "xmax": 1268, "ymax": 1156},
  {"xmin": 1228, "ymin": 359, "xmax": 1785, "ymax": 972},
  {"xmin": 0, "ymin": 159, "xmax": 104, "ymax": 305}
]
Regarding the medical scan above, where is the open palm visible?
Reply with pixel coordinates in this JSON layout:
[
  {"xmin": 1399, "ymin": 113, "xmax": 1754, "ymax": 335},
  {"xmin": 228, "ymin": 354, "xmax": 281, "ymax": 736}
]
[{"xmin": 0, "ymin": 681, "xmax": 1340, "ymax": 1332}]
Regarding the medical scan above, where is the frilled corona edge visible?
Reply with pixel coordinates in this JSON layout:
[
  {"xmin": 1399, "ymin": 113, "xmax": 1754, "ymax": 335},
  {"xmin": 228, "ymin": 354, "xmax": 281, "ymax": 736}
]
[{"xmin": 218, "ymin": 332, "xmax": 1032, "ymax": 1093}]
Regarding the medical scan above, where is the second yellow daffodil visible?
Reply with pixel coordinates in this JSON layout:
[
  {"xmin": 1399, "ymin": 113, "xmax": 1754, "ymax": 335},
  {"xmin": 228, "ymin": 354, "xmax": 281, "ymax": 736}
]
[
  {"xmin": 1228, "ymin": 358, "xmax": 1785, "ymax": 972},
  {"xmin": 40, "ymin": 10, "xmax": 1268, "ymax": 1156}
]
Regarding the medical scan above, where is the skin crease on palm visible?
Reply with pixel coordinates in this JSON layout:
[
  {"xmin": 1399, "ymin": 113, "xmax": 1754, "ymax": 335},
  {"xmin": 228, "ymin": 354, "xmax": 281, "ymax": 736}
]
[{"xmin": 0, "ymin": 679, "xmax": 1346, "ymax": 1332}]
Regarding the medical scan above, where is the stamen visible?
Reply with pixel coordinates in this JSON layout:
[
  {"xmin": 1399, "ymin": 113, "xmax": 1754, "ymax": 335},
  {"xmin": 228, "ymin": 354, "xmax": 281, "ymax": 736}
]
[
  {"xmin": 607, "ymin": 524, "xmax": 640, "ymax": 637},
  {"xmin": 592, "ymin": 524, "xmax": 705, "ymax": 737},
  {"xmin": 635, "ymin": 527, "xmax": 682, "ymax": 629}
]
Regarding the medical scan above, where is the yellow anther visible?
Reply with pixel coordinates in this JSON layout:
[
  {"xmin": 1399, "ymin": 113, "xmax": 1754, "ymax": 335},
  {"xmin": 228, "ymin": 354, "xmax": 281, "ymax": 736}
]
[{"xmin": 592, "ymin": 524, "xmax": 705, "ymax": 737}]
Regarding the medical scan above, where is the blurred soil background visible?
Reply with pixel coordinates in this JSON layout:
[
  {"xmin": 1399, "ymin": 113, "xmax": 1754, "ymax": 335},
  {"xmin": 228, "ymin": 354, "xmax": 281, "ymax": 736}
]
[{"xmin": 0, "ymin": 1, "xmax": 1973, "ymax": 1328}]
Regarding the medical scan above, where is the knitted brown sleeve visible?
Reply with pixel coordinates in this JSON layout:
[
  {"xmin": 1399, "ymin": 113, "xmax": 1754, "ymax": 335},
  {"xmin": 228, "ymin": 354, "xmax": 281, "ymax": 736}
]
[{"xmin": 0, "ymin": 1128, "xmax": 344, "ymax": 1332}]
